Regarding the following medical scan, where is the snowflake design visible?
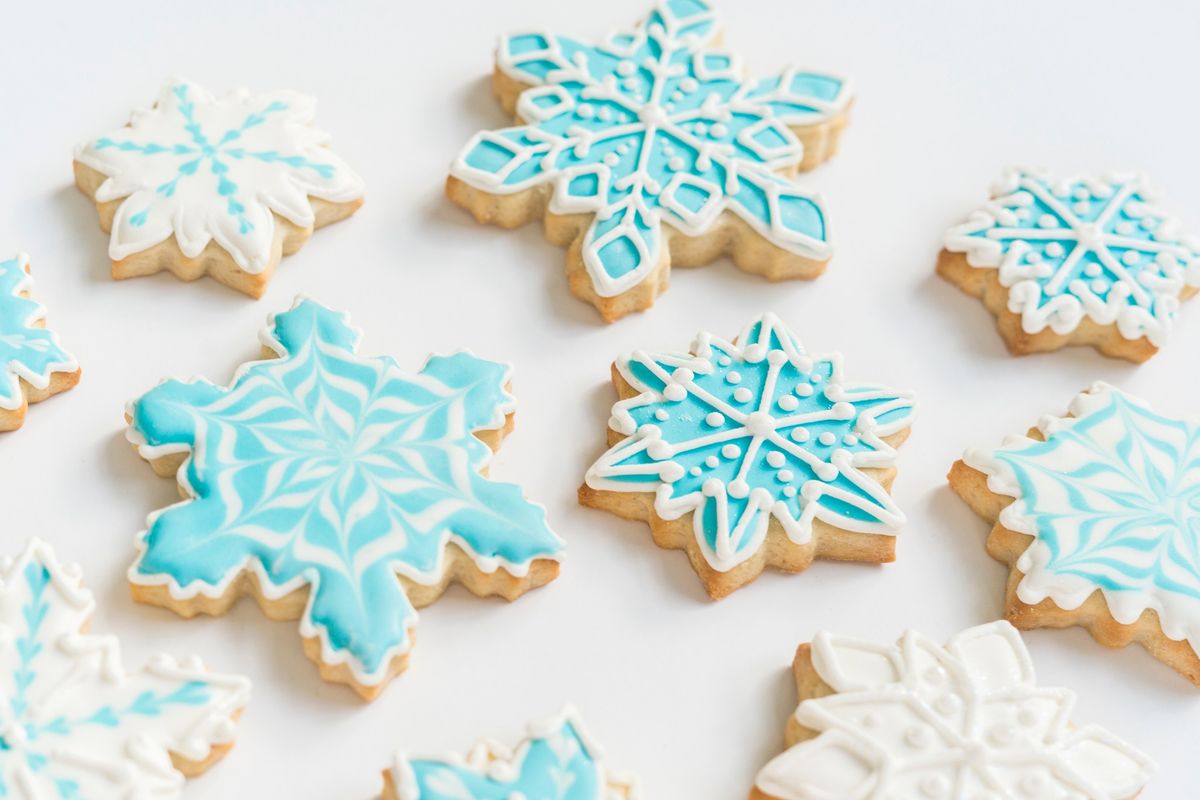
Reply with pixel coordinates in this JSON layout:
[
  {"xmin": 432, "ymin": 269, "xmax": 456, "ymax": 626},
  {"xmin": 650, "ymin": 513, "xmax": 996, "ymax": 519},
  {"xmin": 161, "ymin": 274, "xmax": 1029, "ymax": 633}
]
[
  {"xmin": 584, "ymin": 313, "xmax": 914, "ymax": 572},
  {"xmin": 391, "ymin": 709, "xmax": 633, "ymax": 800},
  {"xmin": 0, "ymin": 539, "xmax": 248, "ymax": 798},
  {"xmin": 754, "ymin": 622, "xmax": 1155, "ymax": 800},
  {"xmin": 75, "ymin": 78, "xmax": 364, "ymax": 273},
  {"xmin": 944, "ymin": 168, "xmax": 1200, "ymax": 346},
  {"xmin": 0, "ymin": 255, "xmax": 76, "ymax": 413},
  {"xmin": 451, "ymin": 0, "xmax": 849, "ymax": 298},
  {"xmin": 125, "ymin": 298, "xmax": 563, "ymax": 693},
  {"xmin": 964, "ymin": 383, "xmax": 1200, "ymax": 657}
]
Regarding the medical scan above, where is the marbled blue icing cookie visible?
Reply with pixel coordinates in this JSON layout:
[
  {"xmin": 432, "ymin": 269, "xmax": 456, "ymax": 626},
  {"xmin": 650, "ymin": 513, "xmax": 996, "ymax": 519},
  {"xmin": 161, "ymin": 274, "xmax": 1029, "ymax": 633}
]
[
  {"xmin": 384, "ymin": 708, "xmax": 638, "ymax": 800},
  {"xmin": 580, "ymin": 312, "xmax": 914, "ymax": 598},
  {"xmin": 448, "ymin": 0, "xmax": 852, "ymax": 321},
  {"xmin": 125, "ymin": 298, "xmax": 563, "ymax": 700}
]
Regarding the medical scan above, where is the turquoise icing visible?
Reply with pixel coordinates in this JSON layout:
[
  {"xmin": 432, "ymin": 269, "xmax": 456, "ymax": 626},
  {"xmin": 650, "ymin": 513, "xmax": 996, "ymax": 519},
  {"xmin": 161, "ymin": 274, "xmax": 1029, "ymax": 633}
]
[
  {"xmin": 404, "ymin": 717, "xmax": 603, "ymax": 800},
  {"xmin": 128, "ymin": 299, "xmax": 563, "ymax": 681},
  {"xmin": 994, "ymin": 388, "xmax": 1200, "ymax": 602},
  {"xmin": 586, "ymin": 313, "xmax": 914, "ymax": 570},
  {"xmin": 0, "ymin": 258, "xmax": 74, "ymax": 410},
  {"xmin": 454, "ymin": 0, "xmax": 845, "ymax": 292}
]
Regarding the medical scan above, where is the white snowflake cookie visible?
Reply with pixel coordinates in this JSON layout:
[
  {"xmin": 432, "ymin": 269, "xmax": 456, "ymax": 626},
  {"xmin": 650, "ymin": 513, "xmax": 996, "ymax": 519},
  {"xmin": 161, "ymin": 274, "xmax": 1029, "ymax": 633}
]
[
  {"xmin": 952, "ymin": 383, "xmax": 1200, "ymax": 686},
  {"xmin": 0, "ymin": 254, "xmax": 79, "ymax": 433},
  {"xmin": 383, "ymin": 708, "xmax": 638, "ymax": 799},
  {"xmin": 939, "ymin": 167, "xmax": 1200, "ymax": 362},
  {"xmin": 74, "ymin": 78, "xmax": 365, "ymax": 297},
  {"xmin": 580, "ymin": 312, "xmax": 914, "ymax": 599},
  {"xmin": 753, "ymin": 621, "xmax": 1155, "ymax": 800},
  {"xmin": 448, "ymin": 0, "xmax": 852, "ymax": 321},
  {"xmin": 0, "ymin": 539, "xmax": 249, "ymax": 797}
]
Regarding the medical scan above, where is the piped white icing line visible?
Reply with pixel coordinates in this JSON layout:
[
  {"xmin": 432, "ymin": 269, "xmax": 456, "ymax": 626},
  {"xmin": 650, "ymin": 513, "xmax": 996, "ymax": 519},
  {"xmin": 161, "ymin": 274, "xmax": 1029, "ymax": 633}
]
[
  {"xmin": 964, "ymin": 382, "xmax": 1200, "ymax": 657},
  {"xmin": 0, "ymin": 538, "xmax": 250, "ymax": 797},
  {"xmin": 391, "ymin": 707, "xmax": 639, "ymax": 799},
  {"xmin": 75, "ymin": 78, "xmax": 364, "ymax": 273},
  {"xmin": 944, "ymin": 167, "xmax": 1200, "ymax": 346},
  {"xmin": 755, "ymin": 621, "xmax": 1155, "ymax": 800},
  {"xmin": 0, "ymin": 254, "xmax": 78, "ymax": 412}
]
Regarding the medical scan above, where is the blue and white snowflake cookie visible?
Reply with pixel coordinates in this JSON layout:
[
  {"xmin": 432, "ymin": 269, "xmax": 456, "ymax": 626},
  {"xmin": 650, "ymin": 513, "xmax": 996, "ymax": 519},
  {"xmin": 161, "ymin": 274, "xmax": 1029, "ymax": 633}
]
[
  {"xmin": 940, "ymin": 168, "xmax": 1200, "ymax": 361},
  {"xmin": 384, "ymin": 707, "xmax": 638, "ymax": 800},
  {"xmin": 124, "ymin": 297, "xmax": 563, "ymax": 700},
  {"xmin": 753, "ymin": 621, "xmax": 1155, "ymax": 800},
  {"xmin": 75, "ymin": 78, "xmax": 365, "ymax": 297},
  {"xmin": 448, "ymin": 0, "xmax": 852, "ymax": 321},
  {"xmin": 580, "ymin": 312, "xmax": 914, "ymax": 598},
  {"xmin": 953, "ymin": 383, "xmax": 1200, "ymax": 686},
  {"xmin": 0, "ymin": 254, "xmax": 79, "ymax": 432},
  {"xmin": 0, "ymin": 538, "xmax": 250, "ymax": 796}
]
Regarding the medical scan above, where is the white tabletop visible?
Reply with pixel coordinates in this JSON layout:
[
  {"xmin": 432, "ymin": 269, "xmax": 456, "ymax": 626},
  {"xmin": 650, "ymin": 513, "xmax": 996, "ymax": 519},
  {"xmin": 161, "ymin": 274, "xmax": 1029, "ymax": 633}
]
[{"xmin": 3, "ymin": 0, "xmax": 1199, "ymax": 796}]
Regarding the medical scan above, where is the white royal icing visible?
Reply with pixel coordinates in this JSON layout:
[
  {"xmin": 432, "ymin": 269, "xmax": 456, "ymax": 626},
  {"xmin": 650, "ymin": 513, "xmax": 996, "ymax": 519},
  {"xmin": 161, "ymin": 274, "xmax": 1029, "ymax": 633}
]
[
  {"xmin": 755, "ymin": 621, "xmax": 1155, "ymax": 800},
  {"xmin": 964, "ymin": 382, "xmax": 1200, "ymax": 658},
  {"xmin": 75, "ymin": 78, "xmax": 364, "ymax": 273}
]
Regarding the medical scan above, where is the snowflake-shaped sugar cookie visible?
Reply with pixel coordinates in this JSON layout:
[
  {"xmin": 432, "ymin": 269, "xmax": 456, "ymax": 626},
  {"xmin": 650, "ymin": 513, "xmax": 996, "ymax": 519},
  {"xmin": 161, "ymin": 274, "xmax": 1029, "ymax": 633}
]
[
  {"xmin": 386, "ymin": 708, "xmax": 638, "ymax": 800},
  {"xmin": 449, "ymin": 0, "xmax": 851, "ymax": 321},
  {"xmin": 0, "ymin": 539, "xmax": 249, "ymax": 797},
  {"xmin": 126, "ymin": 298, "xmax": 563, "ymax": 700},
  {"xmin": 0, "ymin": 254, "xmax": 79, "ymax": 432},
  {"xmin": 957, "ymin": 383, "xmax": 1200, "ymax": 685},
  {"xmin": 581, "ymin": 312, "xmax": 914, "ymax": 597},
  {"xmin": 940, "ymin": 168, "xmax": 1200, "ymax": 361},
  {"xmin": 753, "ymin": 622, "xmax": 1155, "ymax": 800},
  {"xmin": 75, "ymin": 79, "xmax": 364, "ymax": 296}
]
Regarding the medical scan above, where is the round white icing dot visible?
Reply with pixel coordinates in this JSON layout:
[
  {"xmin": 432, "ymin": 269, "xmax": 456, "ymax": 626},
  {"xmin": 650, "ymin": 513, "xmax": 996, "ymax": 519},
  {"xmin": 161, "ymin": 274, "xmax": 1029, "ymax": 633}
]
[
  {"xmin": 647, "ymin": 441, "xmax": 672, "ymax": 460},
  {"xmin": 664, "ymin": 383, "xmax": 686, "ymax": 402},
  {"xmin": 810, "ymin": 373, "xmax": 824, "ymax": 384},
  {"xmin": 603, "ymin": 153, "xmax": 620, "ymax": 167},
  {"xmin": 705, "ymin": 455, "xmax": 719, "ymax": 468},
  {"xmin": 725, "ymin": 371, "xmax": 742, "ymax": 384},
  {"xmin": 815, "ymin": 462, "xmax": 838, "ymax": 481},
  {"xmin": 778, "ymin": 395, "xmax": 799, "ymax": 412},
  {"xmin": 680, "ymin": 77, "xmax": 699, "ymax": 92},
  {"xmin": 721, "ymin": 444, "xmax": 741, "ymax": 459},
  {"xmin": 597, "ymin": 106, "xmax": 612, "ymax": 121},
  {"xmin": 783, "ymin": 486, "xmax": 796, "ymax": 498},
  {"xmin": 576, "ymin": 103, "xmax": 594, "ymax": 119},
  {"xmin": 818, "ymin": 432, "xmax": 837, "ymax": 446},
  {"xmin": 1037, "ymin": 214, "xmax": 1058, "ymax": 228},
  {"xmin": 843, "ymin": 434, "xmax": 859, "ymax": 446},
  {"xmin": 1024, "ymin": 250, "xmax": 1042, "ymax": 263},
  {"xmin": 777, "ymin": 469, "xmax": 794, "ymax": 482},
  {"xmin": 745, "ymin": 411, "xmax": 776, "ymax": 437},
  {"xmin": 1072, "ymin": 201, "xmax": 1090, "ymax": 215},
  {"xmin": 1083, "ymin": 263, "xmax": 1102, "ymax": 277},
  {"xmin": 766, "ymin": 451, "xmax": 785, "ymax": 468},
  {"xmin": 1121, "ymin": 250, "xmax": 1140, "ymax": 266},
  {"xmin": 710, "ymin": 122, "xmax": 728, "ymax": 138},
  {"xmin": 1072, "ymin": 186, "xmax": 1089, "ymax": 200},
  {"xmin": 1140, "ymin": 216, "xmax": 1158, "ymax": 230},
  {"xmin": 766, "ymin": 349, "xmax": 788, "ymax": 366},
  {"xmin": 904, "ymin": 725, "xmax": 931, "ymax": 749},
  {"xmin": 659, "ymin": 463, "xmax": 685, "ymax": 482},
  {"xmin": 705, "ymin": 412, "xmax": 725, "ymax": 427},
  {"xmin": 654, "ymin": 409, "xmax": 669, "ymax": 421},
  {"xmin": 791, "ymin": 428, "xmax": 810, "ymax": 443},
  {"xmin": 1034, "ymin": 263, "xmax": 1054, "ymax": 278},
  {"xmin": 922, "ymin": 666, "xmax": 946, "ymax": 684},
  {"xmin": 689, "ymin": 466, "xmax": 702, "ymax": 477},
  {"xmin": 795, "ymin": 383, "xmax": 814, "ymax": 398},
  {"xmin": 832, "ymin": 402, "xmax": 855, "ymax": 419},
  {"xmin": 733, "ymin": 387, "xmax": 753, "ymax": 403},
  {"xmin": 622, "ymin": 78, "xmax": 639, "ymax": 92},
  {"xmin": 933, "ymin": 694, "xmax": 960, "ymax": 717},
  {"xmin": 667, "ymin": 156, "xmax": 685, "ymax": 171},
  {"xmin": 695, "ymin": 122, "xmax": 708, "ymax": 135},
  {"xmin": 1044, "ymin": 242, "xmax": 1065, "ymax": 258},
  {"xmin": 617, "ymin": 61, "xmax": 635, "ymax": 76},
  {"xmin": 717, "ymin": 356, "xmax": 732, "ymax": 366},
  {"xmin": 919, "ymin": 776, "xmax": 949, "ymax": 798},
  {"xmin": 727, "ymin": 479, "xmax": 749, "ymax": 498},
  {"xmin": 1116, "ymin": 220, "xmax": 1135, "ymax": 234},
  {"xmin": 1091, "ymin": 279, "xmax": 1108, "ymax": 294},
  {"xmin": 989, "ymin": 723, "xmax": 1018, "ymax": 746}
]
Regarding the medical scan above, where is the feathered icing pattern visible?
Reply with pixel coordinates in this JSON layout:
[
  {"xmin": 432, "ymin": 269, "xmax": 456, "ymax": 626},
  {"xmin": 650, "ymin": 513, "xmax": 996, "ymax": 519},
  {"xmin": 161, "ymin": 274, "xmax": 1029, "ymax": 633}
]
[{"xmin": 0, "ymin": 255, "xmax": 77, "ymax": 411}]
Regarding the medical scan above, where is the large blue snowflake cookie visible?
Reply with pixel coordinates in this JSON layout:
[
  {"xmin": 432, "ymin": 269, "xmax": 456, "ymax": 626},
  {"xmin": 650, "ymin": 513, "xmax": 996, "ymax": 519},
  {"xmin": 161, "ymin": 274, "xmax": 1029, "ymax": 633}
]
[
  {"xmin": 0, "ymin": 254, "xmax": 79, "ymax": 433},
  {"xmin": 75, "ymin": 78, "xmax": 365, "ymax": 298},
  {"xmin": 448, "ymin": 0, "xmax": 852, "ymax": 322},
  {"xmin": 580, "ymin": 312, "xmax": 915, "ymax": 598},
  {"xmin": 384, "ymin": 707, "xmax": 638, "ymax": 800},
  {"xmin": 0, "ymin": 538, "xmax": 250, "ymax": 797},
  {"xmin": 952, "ymin": 383, "xmax": 1200, "ymax": 686},
  {"xmin": 125, "ymin": 298, "xmax": 564, "ymax": 700},
  {"xmin": 940, "ymin": 168, "xmax": 1200, "ymax": 362}
]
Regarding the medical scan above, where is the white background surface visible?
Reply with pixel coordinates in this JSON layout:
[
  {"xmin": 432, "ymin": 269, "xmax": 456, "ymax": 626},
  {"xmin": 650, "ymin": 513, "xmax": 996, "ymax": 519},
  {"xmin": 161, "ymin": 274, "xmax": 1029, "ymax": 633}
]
[{"xmin": 3, "ymin": 0, "xmax": 1199, "ymax": 796}]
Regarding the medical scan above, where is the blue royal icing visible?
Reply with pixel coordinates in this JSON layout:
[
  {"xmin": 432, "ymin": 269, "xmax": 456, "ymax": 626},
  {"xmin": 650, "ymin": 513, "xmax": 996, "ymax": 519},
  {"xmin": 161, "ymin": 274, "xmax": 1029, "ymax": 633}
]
[
  {"xmin": 0, "ymin": 539, "xmax": 248, "ymax": 797},
  {"xmin": 0, "ymin": 255, "xmax": 77, "ymax": 413},
  {"xmin": 451, "ymin": 0, "xmax": 849, "ymax": 299},
  {"xmin": 965, "ymin": 383, "xmax": 1200, "ymax": 658},
  {"xmin": 126, "ymin": 298, "xmax": 563, "ymax": 690},
  {"xmin": 944, "ymin": 168, "xmax": 1200, "ymax": 347},
  {"xmin": 584, "ymin": 312, "xmax": 914, "ymax": 573}
]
